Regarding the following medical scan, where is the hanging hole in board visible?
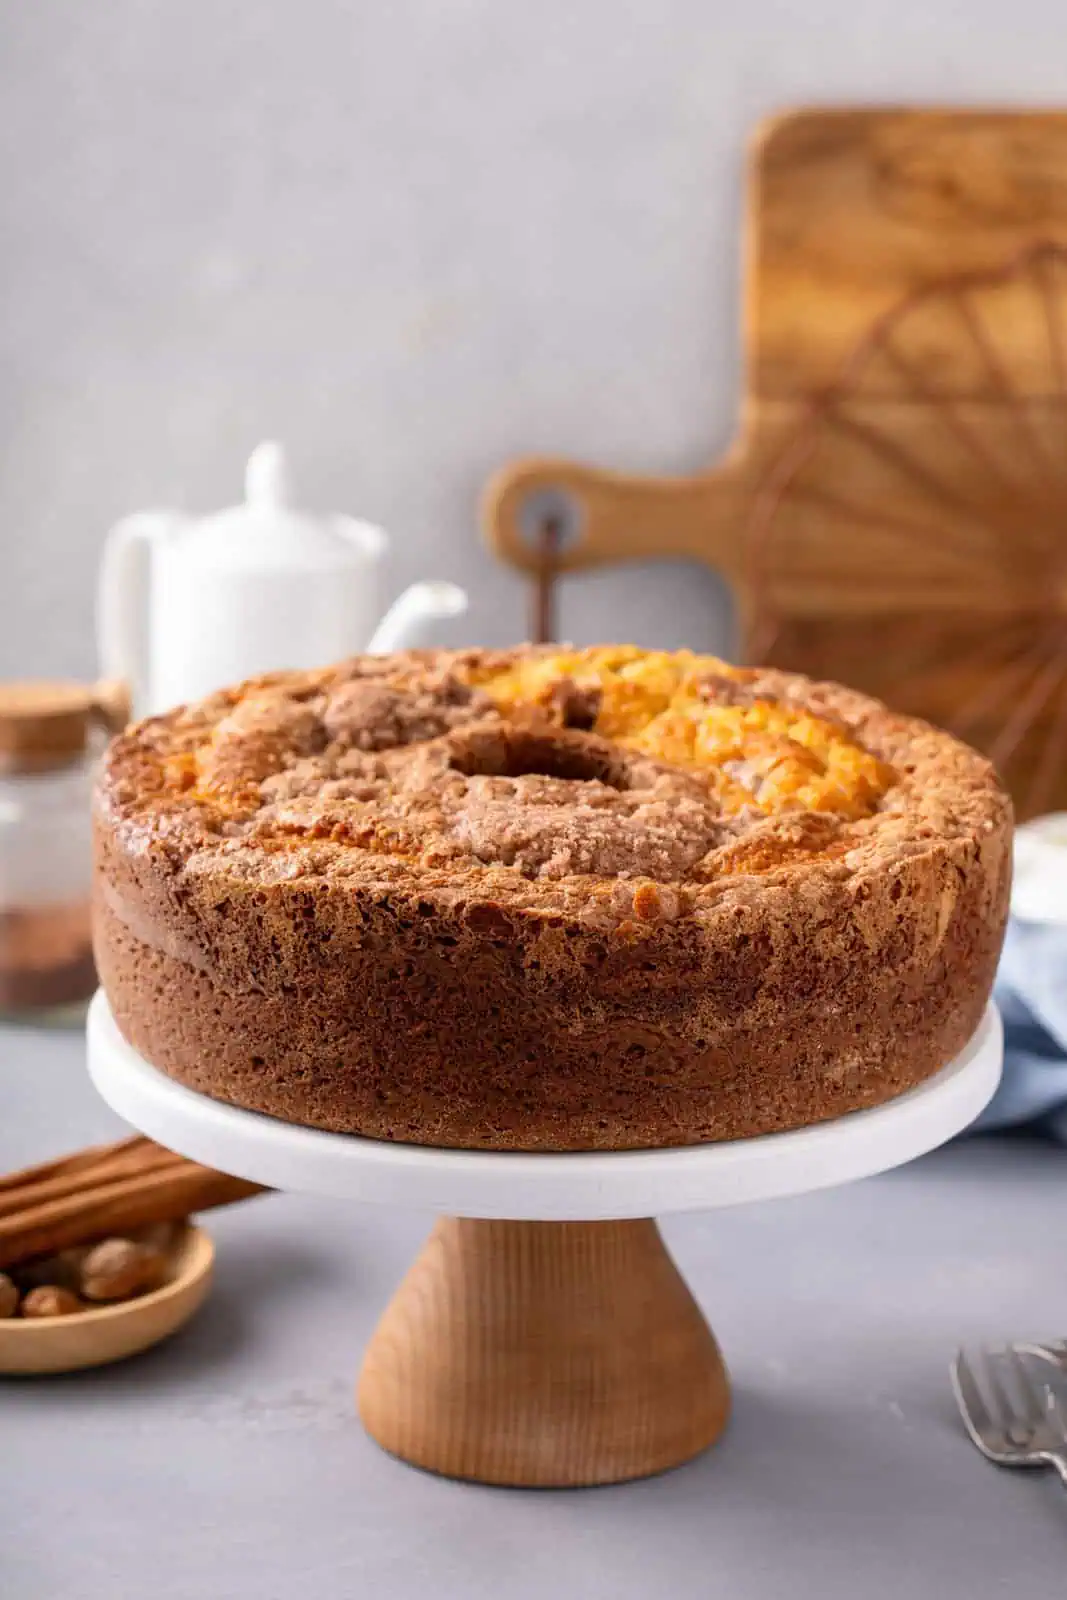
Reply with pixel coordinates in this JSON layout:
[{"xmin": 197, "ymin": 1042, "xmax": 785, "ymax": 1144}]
[{"xmin": 517, "ymin": 486, "xmax": 584, "ymax": 554}]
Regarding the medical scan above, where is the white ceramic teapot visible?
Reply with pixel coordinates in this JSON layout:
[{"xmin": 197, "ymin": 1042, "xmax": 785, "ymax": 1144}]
[{"xmin": 96, "ymin": 442, "xmax": 468, "ymax": 717}]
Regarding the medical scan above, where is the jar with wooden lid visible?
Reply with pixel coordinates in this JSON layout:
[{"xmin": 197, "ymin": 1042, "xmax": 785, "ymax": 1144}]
[{"xmin": 0, "ymin": 681, "xmax": 128, "ymax": 1024}]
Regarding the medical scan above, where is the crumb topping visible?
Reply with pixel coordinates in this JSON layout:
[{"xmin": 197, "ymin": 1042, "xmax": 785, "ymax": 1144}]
[
  {"xmin": 97, "ymin": 646, "xmax": 1004, "ymax": 910},
  {"xmin": 470, "ymin": 647, "xmax": 892, "ymax": 819}
]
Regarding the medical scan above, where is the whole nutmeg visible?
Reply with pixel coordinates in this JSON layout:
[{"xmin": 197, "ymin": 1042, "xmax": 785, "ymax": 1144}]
[
  {"xmin": 21, "ymin": 1285, "xmax": 83, "ymax": 1318},
  {"xmin": 133, "ymin": 1220, "xmax": 184, "ymax": 1253},
  {"xmin": 14, "ymin": 1250, "xmax": 84, "ymax": 1294},
  {"xmin": 80, "ymin": 1237, "xmax": 169, "ymax": 1302},
  {"xmin": 0, "ymin": 1273, "xmax": 19, "ymax": 1319}
]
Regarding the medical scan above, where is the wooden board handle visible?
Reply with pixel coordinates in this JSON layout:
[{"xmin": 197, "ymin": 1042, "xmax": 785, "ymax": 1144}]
[{"xmin": 482, "ymin": 454, "xmax": 748, "ymax": 585}]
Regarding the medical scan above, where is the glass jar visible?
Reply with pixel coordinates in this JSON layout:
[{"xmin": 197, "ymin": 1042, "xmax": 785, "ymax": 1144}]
[{"xmin": 0, "ymin": 681, "xmax": 128, "ymax": 1025}]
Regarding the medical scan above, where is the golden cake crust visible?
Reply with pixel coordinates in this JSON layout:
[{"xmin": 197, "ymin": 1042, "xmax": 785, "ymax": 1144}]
[{"xmin": 93, "ymin": 646, "xmax": 1012, "ymax": 1150}]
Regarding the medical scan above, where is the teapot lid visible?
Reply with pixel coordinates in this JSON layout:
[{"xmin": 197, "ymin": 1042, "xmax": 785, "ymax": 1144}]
[
  {"xmin": 189, "ymin": 443, "xmax": 385, "ymax": 568},
  {"xmin": 244, "ymin": 440, "xmax": 297, "ymax": 512}
]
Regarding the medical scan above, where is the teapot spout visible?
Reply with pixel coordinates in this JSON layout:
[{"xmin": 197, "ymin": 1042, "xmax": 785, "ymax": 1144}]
[{"xmin": 366, "ymin": 581, "xmax": 468, "ymax": 654}]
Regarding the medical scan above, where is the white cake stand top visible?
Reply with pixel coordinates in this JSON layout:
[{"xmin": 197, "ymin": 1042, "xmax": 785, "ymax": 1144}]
[{"xmin": 86, "ymin": 994, "xmax": 1001, "ymax": 1222}]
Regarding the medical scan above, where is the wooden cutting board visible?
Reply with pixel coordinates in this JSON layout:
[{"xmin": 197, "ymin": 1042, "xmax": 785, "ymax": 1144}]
[{"xmin": 483, "ymin": 108, "xmax": 1067, "ymax": 817}]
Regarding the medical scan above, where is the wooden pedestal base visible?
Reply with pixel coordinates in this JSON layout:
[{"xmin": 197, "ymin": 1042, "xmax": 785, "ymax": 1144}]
[{"xmin": 357, "ymin": 1217, "xmax": 730, "ymax": 1487}]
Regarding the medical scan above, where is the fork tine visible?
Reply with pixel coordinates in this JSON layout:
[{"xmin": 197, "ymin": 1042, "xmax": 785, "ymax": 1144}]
[
  {"xmin": 1018, "ymin": 1351, "xmax": 1067, "ymax": 1449},
  {"xmin": 1006, "ymin": 1346, "xmax": 1048, "ymax": 1430},
  {"xmin": 1017, "ymin": 1341, "xmax": 1067, "ymax": 1367},
  {"xmin": 952, "ymin": 1349, "xmax": 996, "ymax": 1448},
  {"xmin": 1046, "ymin": 1381, "xmax": 1067, "ymax": 1443},
  {"xmin": 975, "ymin": 1346, "xmax": 1018, "ymax": 1437}
]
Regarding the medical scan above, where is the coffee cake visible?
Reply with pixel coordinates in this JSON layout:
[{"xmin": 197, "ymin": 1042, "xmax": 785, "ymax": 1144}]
[{"xmin": 93, "ymin": 647, "xmax": 1011, "ymax": 1150}]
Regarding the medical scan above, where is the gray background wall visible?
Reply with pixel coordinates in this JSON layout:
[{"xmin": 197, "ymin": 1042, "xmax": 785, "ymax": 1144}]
[{"xmin": 2, "ymin": 1, "xmax": 1064, "ymax": 681}]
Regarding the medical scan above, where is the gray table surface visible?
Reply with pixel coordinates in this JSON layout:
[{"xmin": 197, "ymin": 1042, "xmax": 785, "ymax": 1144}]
[{"xmin": 3, "ymin": 1021, "xmax": 1065, "ymax": 1600}]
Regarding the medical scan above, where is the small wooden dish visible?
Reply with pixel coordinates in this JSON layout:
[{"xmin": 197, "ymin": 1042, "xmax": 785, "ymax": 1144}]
[{"xmin": 0, "ymin": 1223, "xmax": 213, "ymax": 1375}]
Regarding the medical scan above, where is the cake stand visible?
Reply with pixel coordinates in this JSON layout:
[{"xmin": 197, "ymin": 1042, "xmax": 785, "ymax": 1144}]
[{"xmin": 86, "ymin": 994, "xmax": 1002, "ymax": 1489}]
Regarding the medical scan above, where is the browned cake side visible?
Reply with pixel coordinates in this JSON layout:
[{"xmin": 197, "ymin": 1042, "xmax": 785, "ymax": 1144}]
[{"xmin": 93, "ymin": 647, "xmax": 1012, "ymax": 1151}]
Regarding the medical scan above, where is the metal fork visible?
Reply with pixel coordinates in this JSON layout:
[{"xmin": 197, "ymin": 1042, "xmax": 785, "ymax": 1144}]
[{"xmin": 952, "ymin": 1345, "xmax": 1067, "ymax": 1486}]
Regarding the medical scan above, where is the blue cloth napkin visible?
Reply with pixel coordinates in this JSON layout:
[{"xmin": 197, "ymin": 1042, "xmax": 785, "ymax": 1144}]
[{"xmin": 977, "ymin": 918, "xmax": 1067, "ymax": 1138}]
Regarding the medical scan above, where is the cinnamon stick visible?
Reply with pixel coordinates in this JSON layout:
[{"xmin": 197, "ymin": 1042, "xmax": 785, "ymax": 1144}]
[
  {"xmin": 0, "ymin": 1136, "xmax": 267, "ymax": 1269},
  {"xmin": 0, "ymin": 1142, "xmax": 185, "ymax": 1221},
  {"xmin": 0, "ymin": 1134, "xmax": 149, "ymax": 1193}
]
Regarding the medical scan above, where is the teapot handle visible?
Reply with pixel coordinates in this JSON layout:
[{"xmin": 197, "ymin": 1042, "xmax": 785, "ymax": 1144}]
[{"xmin": 97, "ymin": 512, "xmax": 184, "ymax": 719}]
